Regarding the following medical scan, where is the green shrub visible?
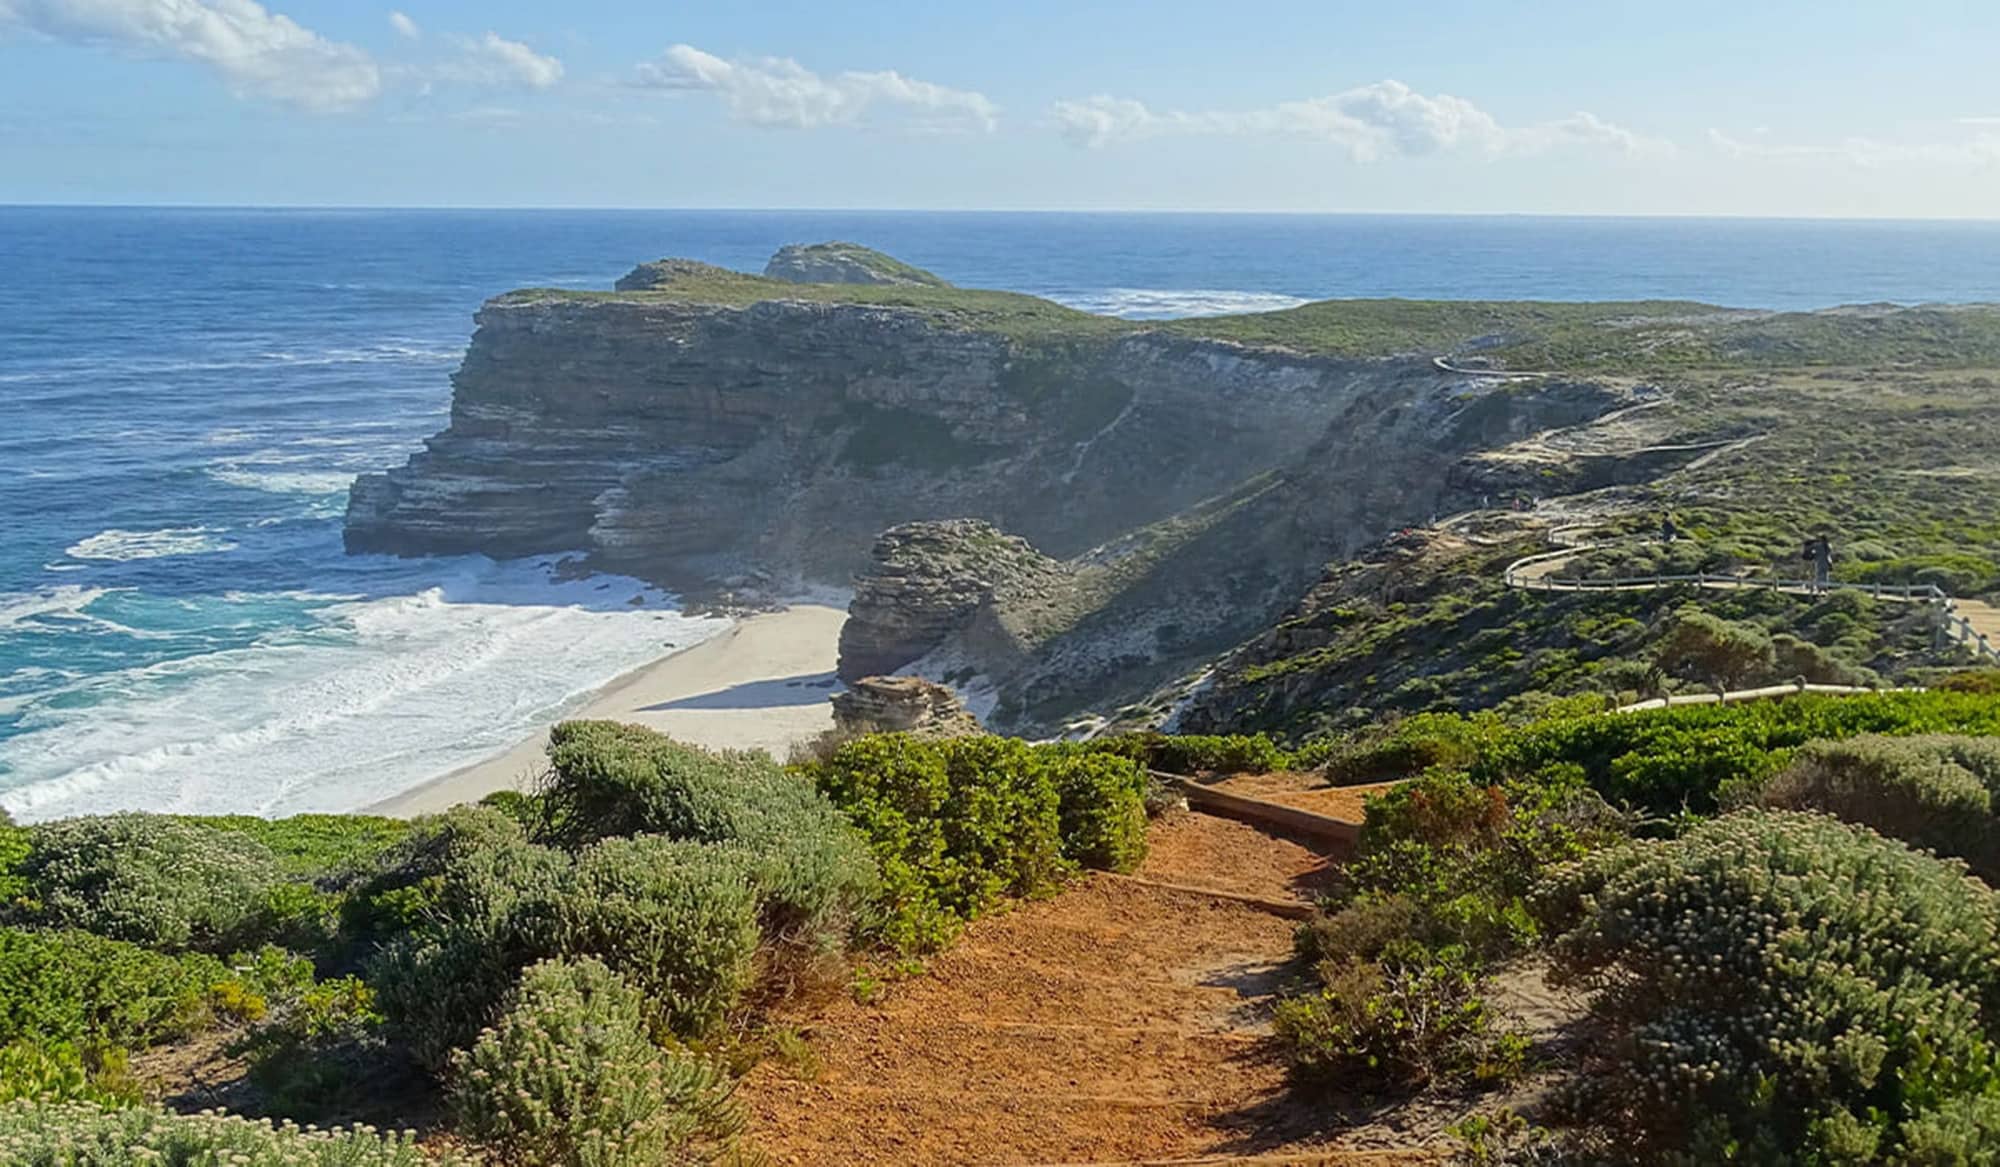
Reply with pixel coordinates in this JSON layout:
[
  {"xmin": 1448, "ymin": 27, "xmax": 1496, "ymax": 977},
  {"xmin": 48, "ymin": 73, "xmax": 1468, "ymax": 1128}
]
[
  {"xmin": 802, "ymin": 733, "xmax": 1072, "ymax": 951},
  {"xmin": 538, "ymin": 722, "xmax": 876, "ymax": 945},
  {"xmin": 1652, "ymin": 607, "xmax": 1775, "ymax": 694},
  {"xmin": 344, "ymin": 804, "xmax": 535, "ymax": 943},
  {"xmin": 1341, "ymin": 766, "xmax": 1624, "ymax": 961},
  {"xmin": 0, "ymin": 927, "xmax": 246, "ymax": 1049},
  {"xmin": 1047, "ymin": 751, "xmax": 1149, "ymax": 873},
  {"xmin": 0, "ymin": 1040, "xmax": 135, "ymax": 1105},
  {"xmin": 1938, "ymin": 669, "xmax": 2000, "ymax": 696},
  {"xmin": 1751, "ymin": 734, "xmax": 2000, "ymax": 878},
  {"xmin": 0, "ymin": 1099, "xmax": 455, "ymax": 1165},
  {"xmin": 364, "ymin": 828, "xmax": 571, "ymax": 1072},
  {"xmin": 1273, "ymin": 946, "xmax": 1530, "ymax": 1092},
  {"xmin": 1463, "ymin": 690, "xmax": 2000, "ymax": 815},
  {"xmin": 20, "ymin": 814, "xmax": 284, "ymax": 951},
  {"xmin": 554, "ymin": 837, "xmax": 762, "ymax": 1040},
  {"xmin": 451, "ymin": 957, "xmax": 740, "ymax": 1167},
  {"xmin": 1535, "ymin": 810, "xmax": 2000, "ymax": 1163},
  {"xmin": 178, "ymin": 814, "xmax": 412, "ymax": 880},
  {"xmin": 0, "ymin": 817, "xmax": 28, "ymax": 904},
  {"xmin": 235, "ymin": 975, "xmax": 392, "ymax": 1122},
  {"xmin": 1317, "ymin": 712, "xmax": 1509, "ymax": 785},
  {"xmin": 1080, "ymin": 731, "xmax": 1291, "ymax": 775}
]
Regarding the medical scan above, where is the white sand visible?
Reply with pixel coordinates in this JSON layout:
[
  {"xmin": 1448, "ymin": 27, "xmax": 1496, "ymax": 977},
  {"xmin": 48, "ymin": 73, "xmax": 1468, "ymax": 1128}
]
[{"xmin": 367, "ymin": 603, "xmax": 847, "ymax": 818}]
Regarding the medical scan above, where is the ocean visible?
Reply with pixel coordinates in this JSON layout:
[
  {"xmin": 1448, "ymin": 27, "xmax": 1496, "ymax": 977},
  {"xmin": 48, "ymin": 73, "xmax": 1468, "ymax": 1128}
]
[{"xmin": 6, "ymin": 207, "xmax": 2000, "ymax": 821}]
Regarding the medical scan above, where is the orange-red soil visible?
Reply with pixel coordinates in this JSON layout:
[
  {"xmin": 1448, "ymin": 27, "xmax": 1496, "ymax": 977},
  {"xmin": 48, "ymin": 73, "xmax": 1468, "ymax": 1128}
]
[{"xmin": 739, "ymin": 811, "xmax": 1438, "ymax": 1166}]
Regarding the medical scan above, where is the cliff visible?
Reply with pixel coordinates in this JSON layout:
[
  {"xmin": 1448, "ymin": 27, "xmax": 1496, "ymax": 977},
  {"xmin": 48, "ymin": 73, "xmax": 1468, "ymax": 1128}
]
[
  {"xmin": 347, "ymin": 248, "xmax": 1549, "ymax": 594},
  {"xmin": 344, "ymin": 246, "xmax": 1731, "ymax": 727}
]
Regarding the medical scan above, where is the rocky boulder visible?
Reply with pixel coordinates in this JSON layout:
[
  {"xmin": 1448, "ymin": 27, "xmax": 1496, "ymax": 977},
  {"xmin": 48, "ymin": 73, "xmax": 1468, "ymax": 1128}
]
[
  {"xmin": 837, "ymin": 520, "xmax": 1072, "ymax": 683},
  {"xmin": 830, "ymin": 676, "xmax": 982, "ymax": 737},
  {"xmin": 763, "ymin": 242, "xmax": 951, "ymax": 287}
]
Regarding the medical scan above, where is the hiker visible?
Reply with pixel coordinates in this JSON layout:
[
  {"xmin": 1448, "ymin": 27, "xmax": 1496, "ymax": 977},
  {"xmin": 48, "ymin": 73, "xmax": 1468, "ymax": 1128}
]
[
  {"xmin": 1804, "ymin": 534, "xmax": 1835, "ymax": 594},
  {"xmin": 1660, "ymin": 514, "xmax": 1679, "ymax": 543}
]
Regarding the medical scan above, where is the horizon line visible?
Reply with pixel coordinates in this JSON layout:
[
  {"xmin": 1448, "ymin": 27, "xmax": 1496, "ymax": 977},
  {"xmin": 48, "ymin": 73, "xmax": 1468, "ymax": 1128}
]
[{"xmin": 6, "ymin": 202, "xmax": 2000, "ymax": 225}]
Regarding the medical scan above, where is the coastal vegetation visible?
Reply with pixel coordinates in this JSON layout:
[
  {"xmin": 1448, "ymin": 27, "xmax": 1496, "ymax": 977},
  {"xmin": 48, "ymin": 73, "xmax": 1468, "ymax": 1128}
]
[{"xmin": 0, "ymin": 724, "xmax": 1154, "ymax": 1163}]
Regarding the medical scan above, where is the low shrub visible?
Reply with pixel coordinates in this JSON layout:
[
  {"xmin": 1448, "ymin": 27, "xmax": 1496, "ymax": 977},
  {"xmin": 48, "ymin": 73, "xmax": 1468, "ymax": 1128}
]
[
  {"xmin": 1937, "ymin": 669, "xmax": 2000, "ymax": 695},
  {"xmin": 1339, "ymin": 766, "xmax": 1625, "ymax": 961},
  {"xmin": 179, "ymin": 813, "xmax": 412, "ymax": 880},
  {"xmin": 451, "ymin": 957, "xmax": 740, "ymax": 1167},
  {"xmin": 1749, "ymin": 734, "xmax": 2000, "ymax": 878},
  {"xmin": 802, "ymin": 733, "xmax": 1072, "ymax": 951},
  {"xmin": 1273, "ymin": 945, "xmax": 1530, "ymax": 1092},
  {"xmin": 235, "ymin": 975, "xmax": 392, "ymax": 1122},
  {"xmin": 1047, "ymin": 751, "xmax": 1149, "ymax": 873},
  {"xmin": 537, "ymin": 722, "xmax": 876, "ymax": 945},
  {"xmin": 20, "ymin": 814, "xmax": 284, "ymax": 951},
  {"xmin": 1080, "ymin": 731, "xmax": 1292, "ymax": 776},
  {"xmin": 553, "ymin": 837, "xmax": 762, "ymax": 1040},
  {"xmin": 1463, "ymin": 690, "xmax": 2000, "ymax": 815},
  {"xmin": 0, "ymin": 1099, "xmax": 454, "ymax": 1165},
  {"xmin": 0, "ymin": 1040, "xmax": 135, "ymax": 1105},
  {"xmin": 0, "ymin": 927, "xmax": 245, "ymax": 1049},
  {"xmin": 1535, "ymin": 810, "xmax": 2000, "ymax": 1163},
  {"xmin": 1317, "ymin": 712, "xmax": 1509, "ymax": 786},
  {"xmin": 1652, "ymin": 607, "xmax": 1775, "ymax": 695},
  {"xmin": 364, "ymin": 827, "xmax": 571, "ymax": 1072}
]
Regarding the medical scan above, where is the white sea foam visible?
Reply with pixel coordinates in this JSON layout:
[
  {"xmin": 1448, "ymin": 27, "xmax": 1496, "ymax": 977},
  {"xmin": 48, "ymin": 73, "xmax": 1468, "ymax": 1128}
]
[
  {"xmin": 0, "ymin": 558, "xmax": 730, "ymax": 821},
  {"xmin": 207, "ymin": 466, "xmax": 358, "ymax": 496},
  {"xmin": 65, "ymin": 528, "xmax": 239, "ymax": 562},
  {"xmin": 0, "ymin": 587, "xmax": 107, "ymax": 629},
  {"xmin": 1050, "ymin": 288, "xmax": 1312, "ymax": 320}
]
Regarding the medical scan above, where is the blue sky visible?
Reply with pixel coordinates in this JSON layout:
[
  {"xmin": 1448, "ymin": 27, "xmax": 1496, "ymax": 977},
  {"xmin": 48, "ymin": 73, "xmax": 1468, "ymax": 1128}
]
[{"xmin": 3, "ymin": 0, "xmax": 1998, "ymax": 215}]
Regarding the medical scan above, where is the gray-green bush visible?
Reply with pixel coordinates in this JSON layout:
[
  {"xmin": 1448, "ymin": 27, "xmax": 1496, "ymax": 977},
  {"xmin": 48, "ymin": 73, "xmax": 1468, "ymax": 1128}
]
[
  {"xmin": 0, "ymin": 1099, "xmax": 454, "ymax": 1165},
  {"xmin": 451, "ymin": 957, "xmax": 739, "ymax": 1167},
  {"xmin": 20, "ymin": 814, "xmax": 283, "ymax": 951},
  {"xmin": 1749, "ymin": 734, "xmax": 2000, "ymax": 879},
  {"xmin": 1535, "ymin": 810, "xmax": 2000, "ymax": 1163}
]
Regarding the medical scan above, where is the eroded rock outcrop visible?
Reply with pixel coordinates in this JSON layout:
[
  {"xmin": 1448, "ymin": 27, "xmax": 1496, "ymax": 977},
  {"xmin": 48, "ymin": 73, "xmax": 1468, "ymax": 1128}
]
[
  {"xmin": 838, "ymin": 521, "xmax": 1070, "ymax": 682},
  {"xmin": 763, "ymin": 242, "xmax": 950, "ymax": 287},
  {"xmin": 830, "ymin": 676, "xmax": 982, "ymax": 737}
]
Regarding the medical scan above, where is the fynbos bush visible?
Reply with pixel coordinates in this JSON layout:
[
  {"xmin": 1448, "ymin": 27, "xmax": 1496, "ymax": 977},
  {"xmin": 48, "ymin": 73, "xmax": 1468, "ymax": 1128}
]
[
  {"xmin": 451, "ymin": 957, "xmax": 739, "ymax": 1167},
  {"xmin": 21, "ymin": 814, "xmax": 283, "ymax": 951},
  {"xmin": 1751, "ymin": 734, "xmax": 2000, "ymax": 878},
  {"xmin": 1535, "ymin": 810, "xmax": 2000, "ymax": 1162},
  {"xmin": 0, "ymin": 1099, "xmax": 453, "ymax": 1165}
]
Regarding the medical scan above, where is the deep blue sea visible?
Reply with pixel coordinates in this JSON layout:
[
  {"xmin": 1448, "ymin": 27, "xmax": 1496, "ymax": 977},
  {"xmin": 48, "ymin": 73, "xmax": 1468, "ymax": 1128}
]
[{"xmin": 6, "ymin": 207, "xmax": 2000, "ymax": 820}]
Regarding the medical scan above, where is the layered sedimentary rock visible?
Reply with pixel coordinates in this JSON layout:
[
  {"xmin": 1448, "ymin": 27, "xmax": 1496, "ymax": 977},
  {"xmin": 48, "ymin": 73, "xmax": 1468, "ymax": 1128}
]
[
  {"xmin": 837, "ymin": 521, "xmax": 1070, "ymax": 681},
  {"xmin": 346, "ymin": 267, "xmax": 1455, "ymax": 591},
  {"xmin": 829, "ymin": 676, "xmax": 981, "ymax": 737},
  {"xmin": 346, "ymin": 248, "xmax": 1650, "ymax": 728}
]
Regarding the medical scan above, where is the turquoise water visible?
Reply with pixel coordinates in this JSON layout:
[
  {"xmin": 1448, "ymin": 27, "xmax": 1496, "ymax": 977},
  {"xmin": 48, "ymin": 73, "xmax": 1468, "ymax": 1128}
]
[{"xmin": 5, "ymin": 207, "xmax": 2000, "ymax": 819}]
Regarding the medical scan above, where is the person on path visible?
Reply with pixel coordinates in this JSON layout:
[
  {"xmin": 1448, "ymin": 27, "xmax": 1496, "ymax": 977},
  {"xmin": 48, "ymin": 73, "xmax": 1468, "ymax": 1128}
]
[{"xmin": 1806, "ymin": 534, "xmax": 1835, "ymax": 595}]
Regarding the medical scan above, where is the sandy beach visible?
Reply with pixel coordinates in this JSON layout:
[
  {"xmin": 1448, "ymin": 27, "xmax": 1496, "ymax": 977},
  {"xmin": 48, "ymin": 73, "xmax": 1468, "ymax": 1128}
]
[{"xmin": 368, "ymin": 602, "xmax": 847, "ymax": 818}]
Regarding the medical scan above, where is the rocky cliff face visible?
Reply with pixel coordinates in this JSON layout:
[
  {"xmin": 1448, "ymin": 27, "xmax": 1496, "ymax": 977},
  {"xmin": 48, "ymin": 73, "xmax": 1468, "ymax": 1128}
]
[
  {"xmin": 346, "ymin": 274, "xmax": 1472, "ymax": 594},
  {"xmin": 346, "ymin": 249, "xmax": 1656, "ymax": 729}
]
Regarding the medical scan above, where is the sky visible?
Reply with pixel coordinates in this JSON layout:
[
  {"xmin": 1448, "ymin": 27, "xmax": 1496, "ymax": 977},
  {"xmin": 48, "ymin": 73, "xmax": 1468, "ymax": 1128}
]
[{"xmin": 2, "ymin": 0, "xmax": 1999, "ymax": 216}]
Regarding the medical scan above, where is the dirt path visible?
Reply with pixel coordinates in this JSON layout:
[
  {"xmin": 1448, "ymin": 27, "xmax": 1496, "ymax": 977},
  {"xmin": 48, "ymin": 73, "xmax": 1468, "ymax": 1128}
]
[{"xmin": 739, "ymin": 812, "xmax": 1436, "ymax": 1166}]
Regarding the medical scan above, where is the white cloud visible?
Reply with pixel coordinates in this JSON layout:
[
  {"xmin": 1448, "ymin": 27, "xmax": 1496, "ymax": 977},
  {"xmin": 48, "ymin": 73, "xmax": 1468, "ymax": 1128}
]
[
  {"xmin": 442, "ymin": 31, "xmax": 562, "ymax": 89},
  {"xmin": 0, "ymin": 0, "xmax": 380, "ymax": 111},
  {"xmin": 1054, "ymin": 81, "xmax": 1660, "ymax": 160},
  {"xmin": 633, "ymin": 43, "xmax": 997, "ymax": 132},
  {"xmin": 387, "ymin": 10, "xmax": 418, "ymax": 40},
  {"xmin": 1710, "ymin": 128, "xmax": 2000, "ymax": 168}
]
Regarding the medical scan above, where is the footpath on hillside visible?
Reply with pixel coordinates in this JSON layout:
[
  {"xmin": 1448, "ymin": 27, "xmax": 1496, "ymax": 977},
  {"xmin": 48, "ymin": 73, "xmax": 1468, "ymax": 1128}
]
[{"xmin": 738, "ymin": 780, "xmax": 1438, "ymax": 1167}]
